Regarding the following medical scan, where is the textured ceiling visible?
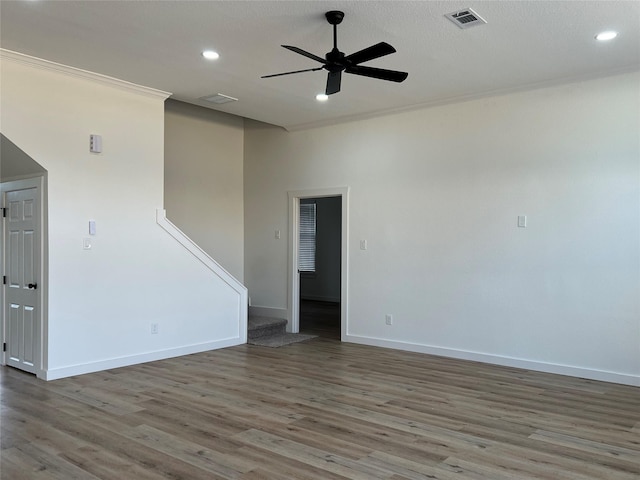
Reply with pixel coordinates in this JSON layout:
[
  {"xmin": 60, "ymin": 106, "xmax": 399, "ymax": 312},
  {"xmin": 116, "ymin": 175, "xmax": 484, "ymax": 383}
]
[{"xmin": 1, "ymin": 1, "xmax": 639, "ymax": 130}]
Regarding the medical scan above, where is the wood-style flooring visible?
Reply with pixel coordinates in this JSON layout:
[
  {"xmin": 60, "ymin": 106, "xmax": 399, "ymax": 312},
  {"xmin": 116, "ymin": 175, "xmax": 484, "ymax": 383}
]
[
  {"xmin": 1, "ymin": 338, "xmax": 639, "ymax": 479},
  {"xmin": 299, "ymin": 300, "xmax": 341, "ymax": 340}
]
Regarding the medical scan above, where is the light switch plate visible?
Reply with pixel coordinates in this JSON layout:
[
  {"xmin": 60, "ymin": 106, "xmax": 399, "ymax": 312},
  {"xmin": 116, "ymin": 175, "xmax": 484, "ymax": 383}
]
[{"xmin": 518, "ymin": 215, "xmax": 527, "ymax": 228}]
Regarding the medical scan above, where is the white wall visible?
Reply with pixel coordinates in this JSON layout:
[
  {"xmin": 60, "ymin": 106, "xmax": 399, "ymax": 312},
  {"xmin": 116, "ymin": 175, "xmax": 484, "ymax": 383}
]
[
  {"xmin": 244, "ymin": 72, "xmax": 640, "ymax": 385},
  {"xmin": 1, "ymin": 52, "xmax": 246, "ymax": 379},
  {"xmin": 165, "ymin": 100, "xmax": 244, "ymax": 280}
]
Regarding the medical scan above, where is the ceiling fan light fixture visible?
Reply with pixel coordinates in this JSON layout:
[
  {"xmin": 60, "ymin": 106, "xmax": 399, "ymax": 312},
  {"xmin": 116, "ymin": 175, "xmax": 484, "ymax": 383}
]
[
  {"xmin": 595, "ymin": 31, "xmax": 617, "ymax": 41},
  {"xmin": 316, "ymin": 93, "xmax": 329, "ymax": 101},
  {"xmin": 202, "ymin": 50, "xmax": 220, "ymax": 60}
]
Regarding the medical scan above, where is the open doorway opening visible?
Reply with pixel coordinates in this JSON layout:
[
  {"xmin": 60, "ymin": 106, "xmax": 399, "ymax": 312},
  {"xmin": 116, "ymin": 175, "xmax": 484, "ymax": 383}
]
[
  {"xmin": 299, "ymin": 197, "xmax": 341, "ymax": 340},
  {"xmin": 288, "ymin": 187, "xmax": 348, "ymax": 341}
]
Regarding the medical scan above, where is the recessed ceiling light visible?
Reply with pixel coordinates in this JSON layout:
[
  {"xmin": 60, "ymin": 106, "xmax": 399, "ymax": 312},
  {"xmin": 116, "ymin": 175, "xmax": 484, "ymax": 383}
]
[
  {"xmin": 316, "ymin": 93, "xmax": 329, "ymax": 101},
  {"xmin": 595, "ymin": 31, "xmax": 618, "ymax": 41},
  {"xmin": 202, "ymin": 50, "xmax": 220, "ymax": 60}
]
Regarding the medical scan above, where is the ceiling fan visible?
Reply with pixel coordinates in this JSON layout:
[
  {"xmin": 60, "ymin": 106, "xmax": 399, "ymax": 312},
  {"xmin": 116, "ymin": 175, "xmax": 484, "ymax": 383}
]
[{"xmin": 262, "ymin": 10, "xmax": 408, "ymax": 95}]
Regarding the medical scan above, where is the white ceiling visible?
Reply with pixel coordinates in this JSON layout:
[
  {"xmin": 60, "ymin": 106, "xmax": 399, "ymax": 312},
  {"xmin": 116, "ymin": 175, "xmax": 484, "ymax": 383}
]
[{"xmin": 1, "ymin": 1, "xmax": 639, "ymax": 131}]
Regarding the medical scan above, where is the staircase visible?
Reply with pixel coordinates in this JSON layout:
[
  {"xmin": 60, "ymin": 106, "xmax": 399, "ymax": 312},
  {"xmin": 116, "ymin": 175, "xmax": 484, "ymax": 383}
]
[
  {"xmin": 248, "ymin": 315, "xmax": 288, "ymax": 342},
  {"xmin": 247, "ymin": 314, "xmax": 316, "ymax": 347}
]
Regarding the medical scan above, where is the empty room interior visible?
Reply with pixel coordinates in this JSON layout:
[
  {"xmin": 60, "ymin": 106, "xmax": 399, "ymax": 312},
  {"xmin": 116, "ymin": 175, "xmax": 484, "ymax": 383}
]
[{"xmin": 0, "ymin": 1, "xmax": 639, "ymax": 479}]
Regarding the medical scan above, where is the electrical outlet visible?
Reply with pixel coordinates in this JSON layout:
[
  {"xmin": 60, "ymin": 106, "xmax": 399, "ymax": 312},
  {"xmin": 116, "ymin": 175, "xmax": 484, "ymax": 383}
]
[
  {"xmin": 385, "ymin": 314, "xmax": 393, "ymax": 325},
  {"xmin": 151, "ymin": 323, "xmax": 159, "ymax": 334}
]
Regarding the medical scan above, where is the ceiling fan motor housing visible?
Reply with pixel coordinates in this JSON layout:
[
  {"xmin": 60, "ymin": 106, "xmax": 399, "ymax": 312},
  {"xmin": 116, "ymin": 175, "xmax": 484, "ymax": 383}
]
[
  {"xmin": 325, "ymin": 49, "xmax": 346, "ymax": 72},
  {"xmin": 325, "ymin": 11, "xmax": 344, "ymax": 25}
]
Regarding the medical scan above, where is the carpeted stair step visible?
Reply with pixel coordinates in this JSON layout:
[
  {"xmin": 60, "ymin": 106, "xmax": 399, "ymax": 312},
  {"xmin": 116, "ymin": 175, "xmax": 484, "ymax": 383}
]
[{"xmin": 248, "ymin": 315, "xmax": 287, "ymax": 340}]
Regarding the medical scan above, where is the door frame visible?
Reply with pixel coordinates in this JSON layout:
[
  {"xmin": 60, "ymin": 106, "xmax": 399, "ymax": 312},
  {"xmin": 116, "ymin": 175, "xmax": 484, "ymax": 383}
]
[
  {"xmin": 288, "ymin": 187, "xmax": 349, "ymax": 340},
  {"xmin": 1, "ymin": 175, "xmax": 46, "ymax": 377}
]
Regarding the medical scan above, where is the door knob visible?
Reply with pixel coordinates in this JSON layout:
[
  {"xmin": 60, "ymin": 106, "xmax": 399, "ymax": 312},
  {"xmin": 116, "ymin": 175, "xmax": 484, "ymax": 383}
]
[{"xmin": 28, "ymin": 283, "xmax": 37, "ymax": 290}]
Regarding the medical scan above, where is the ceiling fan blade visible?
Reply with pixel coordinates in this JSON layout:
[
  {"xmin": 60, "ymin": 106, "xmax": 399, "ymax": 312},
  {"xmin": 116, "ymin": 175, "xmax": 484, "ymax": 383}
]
[
  {"xmin": 345, "ymin": 65, "xmax": 408, "ymax": 83},
  {"xmin": 282, "ymin": 45, "xmax": 326, "ymax": 64},
  {"xmin": 344, "ymin": 42, "xmax": 396, "ymax": 65},
  {"xmin": 326, "ymin": 71, "xmax": 342, "ymax": 95},
  {"xmin": 262, "ymin": 67, "xmax": 324, "ymax": 78}
]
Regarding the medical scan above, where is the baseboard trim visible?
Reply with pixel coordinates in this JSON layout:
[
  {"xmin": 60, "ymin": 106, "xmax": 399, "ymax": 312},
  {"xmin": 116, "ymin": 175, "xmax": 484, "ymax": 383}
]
[
  {"xmin": 43, "ymin": 337, "xmax": 244, "ymax": 381},
  {"xmin": 344, "ymin": 334, "xmax": 640, "ymax": 387}
]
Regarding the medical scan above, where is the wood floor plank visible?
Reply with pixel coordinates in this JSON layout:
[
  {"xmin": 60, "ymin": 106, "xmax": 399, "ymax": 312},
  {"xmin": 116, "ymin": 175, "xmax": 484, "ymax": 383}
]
[
  {"xmin": 1, "ymin": 442, "xmax": 102, "ymax": 480},
  {"xmin": 58, "ymin": 446, "xmax": 169, "ymax": 480},
  {"xmin": 123, "ymin": 423, "xmax": 255, "ymax": 478},
  {"xmin": 233, "ymin": 429, "xmax": 391, "ymax": 480},
  {"xmin": 124, "ymin": 398, "xmax": 249, "ymax": 452},
  {"xmin": 2, "ymin": 338, "xmax": 639, "ymax": 479},
  {"xmin": 361, "ymin": 450, "xmax": 455, "ymax": 480},
  {"xmin": 529, "ymin": 429, "xmax": 640, "ymax": 462},
  {"xmin": 458, "ymin": 418, "xmax": 640, "ymax": 475},
  {"xmin": 436, "ymin": 455, "xmax": 537, "ymax": 480},
  {"xmin": 484, "ymin": 443, "xmax": 640, "ymax": 480},
  {"xmin": 1, "ymin": 405, "xmax": 92, "ymax": 456},
  {"xmin": 236, "ymin": 446, "xmax": 353, "ymax": 480},
  {"xmin": 47, "ymin": 383, "xmax": 153, "ymax": 414},
  {"xmin": 252, "ymin": 420, "xmax": 375, "ymax": 461},
  {"xmin": 288, "ymin": 414, "xmax": 447, "ymax": 466}
]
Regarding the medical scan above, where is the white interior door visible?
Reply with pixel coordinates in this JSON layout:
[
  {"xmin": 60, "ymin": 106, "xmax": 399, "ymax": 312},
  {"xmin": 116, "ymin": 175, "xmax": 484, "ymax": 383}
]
[{"xmin": 3, "ymin": 180, "xmax": 41, "ymax": 374}]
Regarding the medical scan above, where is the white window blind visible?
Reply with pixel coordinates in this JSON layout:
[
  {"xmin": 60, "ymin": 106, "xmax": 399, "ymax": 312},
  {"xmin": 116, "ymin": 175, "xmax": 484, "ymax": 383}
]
[{"xmin": 299, "ymin": 203, "xmax": 316, "ymax": 272}]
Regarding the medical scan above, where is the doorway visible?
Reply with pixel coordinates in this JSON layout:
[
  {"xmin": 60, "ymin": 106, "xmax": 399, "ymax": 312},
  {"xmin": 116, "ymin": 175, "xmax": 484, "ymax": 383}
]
[
  {"xmin": 288, "ymin": 187, "xmax": 348, "ymax": 340},
  {"xmin": 299, "ymin": 197, "xmax": 341, "ymax": 339},
  {"xmin": 1, "ymin": 176, "xmax": 44, "ymax": 375}
]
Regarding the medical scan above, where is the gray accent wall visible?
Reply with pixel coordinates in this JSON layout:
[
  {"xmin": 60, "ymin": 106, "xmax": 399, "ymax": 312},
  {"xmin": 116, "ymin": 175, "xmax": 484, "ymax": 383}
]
[{"xmin": 164, "ymin": 100, "xmax": 244, "ymax": 280}]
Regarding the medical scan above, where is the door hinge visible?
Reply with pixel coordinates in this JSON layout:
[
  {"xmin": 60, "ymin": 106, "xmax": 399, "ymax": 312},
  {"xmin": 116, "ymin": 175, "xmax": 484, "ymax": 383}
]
[
  {"xmin": 1, "ymin": 207, "xmax": 5, "ymax": 218},
  {"xmin": 2, "ymin": 276, "xmax": 6, "ymax": 285},
  {"xmin": 2, "ymin": 343, "xmax": 6, "ymax": 352}
]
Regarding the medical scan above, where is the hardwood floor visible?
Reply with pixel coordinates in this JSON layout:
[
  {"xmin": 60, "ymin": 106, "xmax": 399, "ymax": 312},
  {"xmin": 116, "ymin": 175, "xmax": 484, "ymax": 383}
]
[
  {"xmin": 299, "ymin": 300, "xmax": 341, "ymax": 340},
  {"xmin": 2, "ymin": 339, "xmax": 639, "ymax": 479}
]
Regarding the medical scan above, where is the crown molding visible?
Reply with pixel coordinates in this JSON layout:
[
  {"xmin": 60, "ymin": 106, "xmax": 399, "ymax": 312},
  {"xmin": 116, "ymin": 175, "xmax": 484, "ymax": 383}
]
[
  {"xmin": 284, "ymin": 65, "xmax": 640, "ymax": 132},
  {"xmin": 0, "ymin": 49, "xmax": 171, "ymax": 100}
]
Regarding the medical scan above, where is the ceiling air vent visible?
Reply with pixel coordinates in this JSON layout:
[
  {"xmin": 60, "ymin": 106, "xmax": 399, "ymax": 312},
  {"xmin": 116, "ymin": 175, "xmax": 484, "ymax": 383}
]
[
  {"xmin": 199, "ymin": 93, "xmax": 238, "ymax": 105},
  {"xmin": 445, "ymin": 8, "xmax": 487, "ymax": 29}
]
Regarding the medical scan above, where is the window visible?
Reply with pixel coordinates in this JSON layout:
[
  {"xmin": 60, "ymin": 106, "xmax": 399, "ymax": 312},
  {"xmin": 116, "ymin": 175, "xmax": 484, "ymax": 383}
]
[{"xmin": 299, "ymin": 202, "xmax": 316, "ymax": 273}]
